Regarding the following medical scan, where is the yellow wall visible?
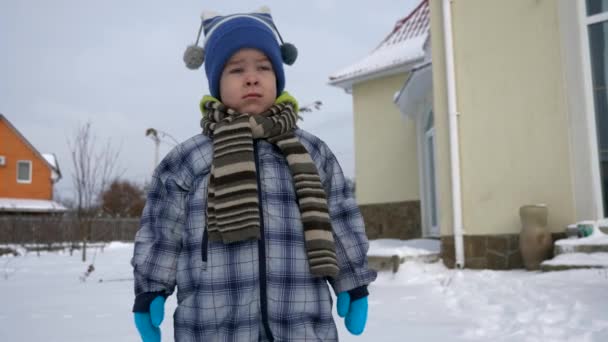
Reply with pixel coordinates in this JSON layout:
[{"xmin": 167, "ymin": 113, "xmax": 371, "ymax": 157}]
[
  {"xmin": 352, "ymin": 73, "xmax": 420, "ymax": 205},
  {"xmin": 430, "ymin": 0, "xmax": 575, "ymax": 235}
]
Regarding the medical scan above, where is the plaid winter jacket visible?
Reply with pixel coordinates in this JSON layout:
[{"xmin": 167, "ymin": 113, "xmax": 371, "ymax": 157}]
[{"xmin": 131, "ymin": 128, "xmax": 377, "ymax": 341}]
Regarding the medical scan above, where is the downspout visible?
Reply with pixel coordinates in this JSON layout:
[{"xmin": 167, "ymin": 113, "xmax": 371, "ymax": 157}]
[{"xmin": 442, "ymin": 0, "xmax": 465, "ymax": 268}]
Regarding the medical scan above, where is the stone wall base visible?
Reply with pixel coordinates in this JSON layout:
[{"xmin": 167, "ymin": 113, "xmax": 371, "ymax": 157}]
[
  {"xmin": 359, "ymin": 201, "xmax": 421, "ymax": 240},
  {"xmin": 441, "ymin": 232, "xmax": 567, "ymax": 270}
]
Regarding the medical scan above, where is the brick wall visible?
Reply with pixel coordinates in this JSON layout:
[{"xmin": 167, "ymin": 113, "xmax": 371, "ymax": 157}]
[
  {"xmin": 359, "ymin": 200, "xmax": 421, "ymax": 240},
  {"xmin": 441, "ymin": 232, "xmax": 567, "ymax": 270}
]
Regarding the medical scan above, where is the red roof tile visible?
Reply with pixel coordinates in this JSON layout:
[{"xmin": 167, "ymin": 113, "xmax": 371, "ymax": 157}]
[{"xmin": 379, "ymin": 0, "xmax": 430, "ymax": 48}]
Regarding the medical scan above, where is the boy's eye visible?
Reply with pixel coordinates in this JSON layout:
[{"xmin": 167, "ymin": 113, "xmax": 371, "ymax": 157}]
[
  {"xmin": 229, "ymin": 67, "xmax": 244, "ymax": 74},
  {"xmin": 258, "ymin": 64, "xmax": 272, "ymax": 71}
]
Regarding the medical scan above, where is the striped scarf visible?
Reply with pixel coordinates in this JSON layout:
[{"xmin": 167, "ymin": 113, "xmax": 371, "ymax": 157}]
[{"xmin": 200, "ymin": 93, "xmax": 339, "ymax": 278}]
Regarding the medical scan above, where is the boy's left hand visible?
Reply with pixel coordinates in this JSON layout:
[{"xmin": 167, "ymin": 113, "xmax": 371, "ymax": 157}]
[
  {"xmin": 134, "ymin": 295, "xmax": 165, "ymax": 342},
  {"xmin": 336, "ymin": 292, "xmax": 368, "ymax": 335}
]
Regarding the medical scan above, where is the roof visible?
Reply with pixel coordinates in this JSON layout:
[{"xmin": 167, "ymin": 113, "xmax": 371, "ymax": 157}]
[
  {"xmin": 0, "ymin": 114, "xmax": 62, "ymax": 183},
  {"xmin": 329, "ymin": 0, "xmax": 430, "ymax": 89},
  {"xmin": 394, "ymin": 62, "xmax": 433, "ymax": 119},
  {"xmin": 42, "ymin": 153, "xmax": 62, "ymax": 182},
  {"xmin": 0, "ymin": 197, "xmax": 68, "ymax": 213}
]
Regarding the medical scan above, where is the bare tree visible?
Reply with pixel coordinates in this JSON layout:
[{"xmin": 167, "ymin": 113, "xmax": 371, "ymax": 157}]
[
  {"xmin": 68, "ymin": 122, "xmax": 123, "ymax": 262},
  {"xmin": 298, "ymin": 100, "xmax": 323, "ymax": 121},
  {"xmin": 299, "ymin": 100, "xmax": 323, "ymax": 113}
]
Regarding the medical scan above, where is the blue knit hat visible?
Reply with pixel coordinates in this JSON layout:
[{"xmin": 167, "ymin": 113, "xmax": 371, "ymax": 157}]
[{"xmin": 183, "ymin": 7, "xmax": 297, "ymax": 99}]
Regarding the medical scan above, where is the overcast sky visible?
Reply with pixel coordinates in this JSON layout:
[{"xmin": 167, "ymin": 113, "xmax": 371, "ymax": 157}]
[{"xmin": 0, "ymin": 0, "xmax": 418, "ymax": 200}]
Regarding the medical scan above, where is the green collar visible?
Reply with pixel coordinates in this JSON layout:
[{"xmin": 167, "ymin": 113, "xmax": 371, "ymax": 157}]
[{"xmin": 200, "ymin": 91, "xmax": 299, "ymax": 115}]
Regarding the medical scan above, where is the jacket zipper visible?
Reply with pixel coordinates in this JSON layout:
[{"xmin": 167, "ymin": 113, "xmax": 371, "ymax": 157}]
[
  {"xmin": 202, "ymin": 183, "xmax": 209, "ymax": 268},
  {"xmin": 254, "ymin": 140, "xmax": 274, "ymax": 341},
  {"xmin": 201, "ymin": 224, "xmax": 208, "ymax": 267}
]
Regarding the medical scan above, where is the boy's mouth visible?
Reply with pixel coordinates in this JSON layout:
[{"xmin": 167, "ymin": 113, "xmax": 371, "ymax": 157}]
[{"xmin": 243, "ymin": 93, "xmax": 262, "ymax": 99}]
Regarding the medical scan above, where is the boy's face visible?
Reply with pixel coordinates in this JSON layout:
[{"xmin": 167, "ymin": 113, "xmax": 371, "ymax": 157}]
[{"xmin": 219, "ymin": 48, "xmax": 277, "ymax": 115}]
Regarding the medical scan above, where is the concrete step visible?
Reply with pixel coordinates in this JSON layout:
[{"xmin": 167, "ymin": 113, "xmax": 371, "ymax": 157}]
[
  {"xmin": 541, "ymin": 264, "xmax": 607, "ymax": 271},
  {"xmin": 555, "ymin": 244, "xmax": 608, "ymax": 254},
  {"xmin": 540, "ymin": 252, "xmax": 608, "ymax": 271},
  {"xmin": 542, "ymin": 232, "xmax": 608, "ymax": 271},
  {"xmin": 553, "ymin": 234, "xmax": 608, "ymax": 256},
  {"xmin": 367, "ymin": 238, "xmax": 441, "ymax": 273},
  {"xmin": 368, "ymin": 253, "xmax": 440, "ymax": 273}
]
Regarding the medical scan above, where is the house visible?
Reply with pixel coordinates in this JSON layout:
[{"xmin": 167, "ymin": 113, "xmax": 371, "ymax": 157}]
[
  {"xmin": 329, "ymin": 0, "xmax": 431, "ymax": 241},
  {"xmin": 0, "ymin": 114, "xmax": 66, "ymax": 213},
  {"xmin": 330, "ymin": 0, "xmax": 607, "ymax": 270}
]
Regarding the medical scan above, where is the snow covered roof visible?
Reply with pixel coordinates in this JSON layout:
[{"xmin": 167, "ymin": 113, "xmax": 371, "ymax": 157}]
[
  {"xmin": 0, "ymin": 197, "xmax": 68, "ymax": 213},
  {"xmin": 42, "ymin": 153, "xmax": 62, "ymax": 182},
  {"xmin": 329, "ymin": 0, "xmax": 430, "ymax": 90}
]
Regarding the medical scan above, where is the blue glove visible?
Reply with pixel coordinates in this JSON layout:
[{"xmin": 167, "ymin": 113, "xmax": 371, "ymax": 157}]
[
  {"xmin": 337, "ymin": 291, "xmax": 368, "ymax": 335},
  {"xmin": 134, "ymin": 296, "xmax": 165, "ymax": 342}
]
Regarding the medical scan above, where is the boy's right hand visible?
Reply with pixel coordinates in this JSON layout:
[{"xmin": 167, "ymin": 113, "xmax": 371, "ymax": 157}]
[
  {"xmin": 337, "ymin": 291, "xmax": 368, "ymax": 335},
  {"xmin": 134, "ymin": 296, "xmax": 165, "ymax": 342}
]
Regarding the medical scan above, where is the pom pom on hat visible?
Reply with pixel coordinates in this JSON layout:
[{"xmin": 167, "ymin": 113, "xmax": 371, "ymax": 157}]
[
  {"xmin": 281, "ymin": 42, "xmax": 298, "ymax": 66},
  {"xmin": 183, "ymin": 45, "xmax": 205, "ymax": 69}
]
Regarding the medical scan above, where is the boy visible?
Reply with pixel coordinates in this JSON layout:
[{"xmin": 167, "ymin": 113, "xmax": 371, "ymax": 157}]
[{"xmin": 132, "ymin": 7, "xmax": 376, "ymax": 342}]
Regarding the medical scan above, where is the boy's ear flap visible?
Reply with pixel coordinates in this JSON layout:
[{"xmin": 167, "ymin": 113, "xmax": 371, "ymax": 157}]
[{"xmin": 201, "ymin": 10, "xmax": 221, "ymax": 21}]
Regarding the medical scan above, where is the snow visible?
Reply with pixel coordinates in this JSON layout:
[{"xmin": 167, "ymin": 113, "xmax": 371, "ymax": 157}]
[
  {"xmin": 368, "ymin": 238, "xmax": 440, "ymax": 257},
  {"xmin": 329, "ymin": 35, "xmax": 427, "ymax": 85},
  {"xmin": 557, "ymin": 229, "xmax": 608, "ymax": 246},
  {"xmin": 41, "ymin": 153, "xmax": 58, "ymax": 169},
  {"xmin": 547, "ymin": 227, "xmax": 608, "ymax": 267},
  {"xmin": 542, "ymin": 253, "xmax": 608, "ymax": 267},
  {"xmin": 42, "ymin": 153, "xmax": 61, "ymax": 181},
  {"xmin": 0, "ymin": 197, "xmax": 67, "ymax": 212},
  {"xmin": 1, "ymin": 243, "xmax": 607, "ymax": 341}
]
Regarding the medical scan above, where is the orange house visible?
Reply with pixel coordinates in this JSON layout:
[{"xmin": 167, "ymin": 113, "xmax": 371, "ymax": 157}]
[{"xmin": 0, "ymin": 114, "xmax": 66, "ymax": 213}]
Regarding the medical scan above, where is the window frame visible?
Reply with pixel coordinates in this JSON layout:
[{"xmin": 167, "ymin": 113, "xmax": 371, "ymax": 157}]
[
  {"xmin": 579, "ymin": 0, "xmax": 607, "ymax": 217},
  {"xmin": 586, "ymin": 11, "xmax": 608, "ymax": 25},
  {"xmin": 17, "ymin": 160, "xmax": 32, "ymax": 184},
  {"xmin": 558, "ymin": 0, "xmax": 606, "ymax": 219}
]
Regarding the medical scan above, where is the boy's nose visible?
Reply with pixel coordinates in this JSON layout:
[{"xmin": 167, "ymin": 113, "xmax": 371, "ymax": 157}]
[{"xmin": 244, "ymin": 73, "xmax": 259, "ymax": 86}]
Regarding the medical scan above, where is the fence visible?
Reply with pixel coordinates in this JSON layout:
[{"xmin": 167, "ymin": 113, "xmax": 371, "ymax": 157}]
[{"xmin": 0, "ymin": 215, "xmax": 140, "ymax": 245}]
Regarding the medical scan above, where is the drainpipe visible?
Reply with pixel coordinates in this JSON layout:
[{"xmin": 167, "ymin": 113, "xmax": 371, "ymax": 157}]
[{"xmin": 442, "ymin": 0, "xmax": 465, "ymax": 268}]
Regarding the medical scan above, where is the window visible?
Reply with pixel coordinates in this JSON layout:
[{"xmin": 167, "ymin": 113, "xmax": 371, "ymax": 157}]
[
  {"xmin": 423, "ymin": 110, "xmax": 439, "ymax": 236},
  {"xmin": 587, "ymin": 0, "xmax": 608, "ymax": 16},
  {"xmin": 17, "ymin": 161, "xmax": 32, "ymax": 183},
  {"xmin": 585, "ymin": 0, "xmax": 608, "ymax": 215}
]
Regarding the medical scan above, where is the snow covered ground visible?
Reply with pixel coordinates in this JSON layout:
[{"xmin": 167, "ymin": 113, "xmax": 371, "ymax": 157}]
[
  {"xmin": 1, "ymin": 242, "xmax": 607, "ymax": 341},
  {"xmin": 368, "ymin": 238, "xmax": 441, "ymax": 258}
]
